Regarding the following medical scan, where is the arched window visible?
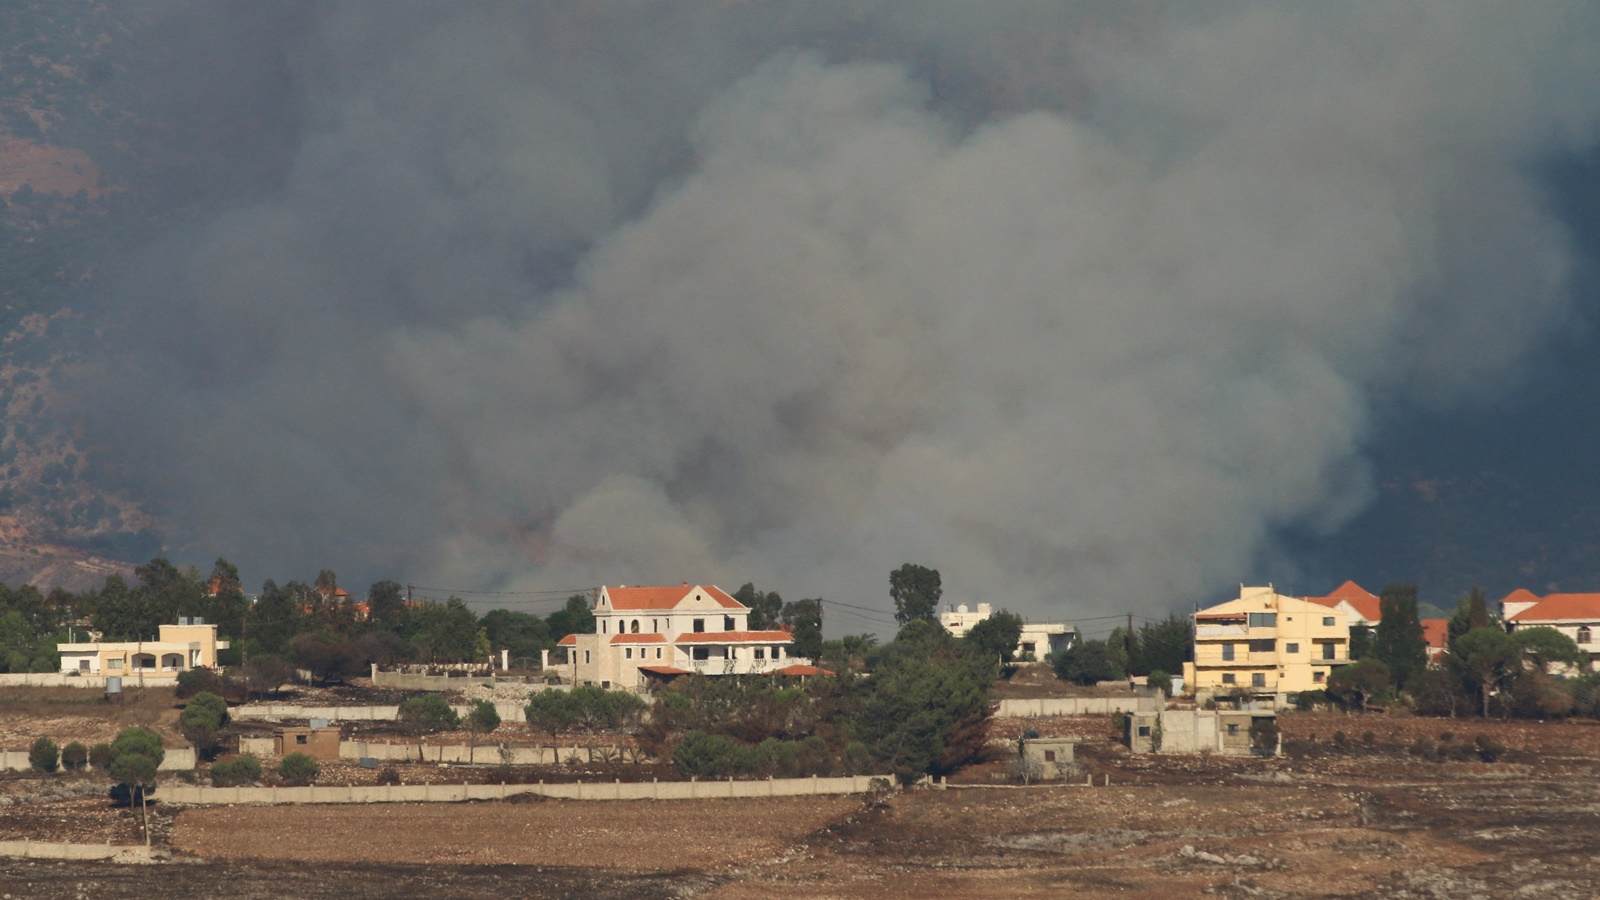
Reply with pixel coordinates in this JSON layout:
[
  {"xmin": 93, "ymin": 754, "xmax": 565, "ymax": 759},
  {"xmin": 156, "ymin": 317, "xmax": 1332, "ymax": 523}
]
[
  {"xmin": 631, "ymin": 620, "xmax": 640, "ymax": 633},
  {"xmin": 1579, "ymin": 626, "xmax": 1592, "ymax": 645}
]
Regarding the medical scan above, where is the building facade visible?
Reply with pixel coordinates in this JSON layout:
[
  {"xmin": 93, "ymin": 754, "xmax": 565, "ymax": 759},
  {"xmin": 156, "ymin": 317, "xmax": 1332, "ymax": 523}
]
[
  {"xmin": 57, "ymin": 619, "xmax": 229, "ymax": 680},
  {"xmin": 1183, "ymin": 586, "xmax": 1350, "ymax": 702},
  {"xmin": 557, "ymin": 584, "xmax": 813, "ymax": 689},
  {"xmin": 938, "ymin": 603, "xmax": 1074, "ymax": 661},
  {"xmin": 1302, "ymin": 580, "xmax": 1381, "ymax": 627},
  {"xmin": 1502, "ymin": 590, "xmax": 1600, "ymax": 670}
]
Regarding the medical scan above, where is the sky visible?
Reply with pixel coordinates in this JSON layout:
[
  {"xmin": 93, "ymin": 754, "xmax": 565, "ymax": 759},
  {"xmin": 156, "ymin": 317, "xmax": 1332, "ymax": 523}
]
[{"xmin": 62, "ymin": 1, "xmax": 1600, "ymax": 625}]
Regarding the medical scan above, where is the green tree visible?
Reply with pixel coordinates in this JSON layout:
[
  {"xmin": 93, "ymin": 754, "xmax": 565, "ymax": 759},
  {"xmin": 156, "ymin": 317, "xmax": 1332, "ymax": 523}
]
[
  {"xmin": 367, "ymin": 580, "xmax": 406, "ymax": 631},
  {"xmin": 889, "ymin": 564, "xmax": 942, "ymax": 626},
  {"xmin": 1453, "ymin": 627, "xmax": 1522, "ymax": 718},
  {"xmin": 29, "ymin": 736, "xmax": 58, "ymax": 772},
  {"xmin": 289, "ymin": 632, "xmax": 358, "ymax": 683},
  {"xmin": 1448, "ymin": 585, "xmax": 1492, "ymax": 649},
  {"xmin": 1133, "ymin": 615, "xmax": 1194, "ymax": 675},
  {"xmin": 178, "ymin": 691, "xmax": 230, "ymax": 760},
  {"xmin": 1372, "ymin": 583, "xmax": 1427, "ymax": 687},
  {"xmin": 248, "ymin": 580, "xmax": 301, "ymax": 656},
  {"xmin": 204, "ymin": 557, "xmax": 249, "ymax": 645},
  {"xmin": 525, "ymin": 689, "xmax": 579, "ymax": 762},
  {"xmin": 277, "ymin": 752, "xmax": 320, "ymax": 786},
  {"xmin": 780, "ymin": 598, "xmax": 824, "ymax": 660},
  {"xmin": 397, "ymin": 694, "xmax": 460, "ymax": 760},
  {"xmin": 568, "ymin": 685, "xmax": 647, "ymax": 762},
  {"xmin": 964, "ymin": 611, "xmax": 1023, "ymax": 665},
  {"xmin": 844, "ymin": 630, "xmax": 992, "ymax": 784},
  {"xmin": 735, "ymin": 583, "xmax": 785, "ymax": 631},
  {"xmin": 107, "ymin": 727, "xmax": 164, "ymax": 843},
  {"xmin": 1510, "ymin": 626, "xmax": 1584, "ymax": 674},
  {"xmin": 464, "ymin": 699, "xmax": 501, "ymax": 763},
  {"xmin": 1051, "ymin": 634, "xmax": 1117, "ymax": 685},
  {"xmin": 1327, "ymin": 657, "xmax": 1389, "ymax": 712},
  {"xmin": 60, "ymin": 741, "xmax": 88, "ymax": 771},
  {"xmin": 479, "ymin": 609, "xmax": 551, "ymax": 667},
  {"xmin": 547, "ymin": 594, "xmax": 596, "ymax": 641},
  {"xmin": 1349, "ymin": 623, "xmax": 1374, "ymax": 660},
  {"xmin": 409, "ymin": 598, "xmax": 481, "ymax": 662},
  {"xmin": 210, "ymin": 754, "xmax": 262, "ymax": 786}
]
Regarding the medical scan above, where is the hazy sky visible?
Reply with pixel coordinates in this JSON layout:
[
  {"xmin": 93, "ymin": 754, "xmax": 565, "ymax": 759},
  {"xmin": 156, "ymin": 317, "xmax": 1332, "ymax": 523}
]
[{"xmin": 69, "ymin": 2, "xmax": 1600, "ymax": 624}]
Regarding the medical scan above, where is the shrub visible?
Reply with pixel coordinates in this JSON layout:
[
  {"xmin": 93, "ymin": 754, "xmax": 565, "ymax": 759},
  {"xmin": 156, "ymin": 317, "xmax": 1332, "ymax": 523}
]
[
  {"xmin": 175, "ymin": 668, "xmax": 225, "ymax": 699},
  {"xmin": 377, "ymin": 766, "xmax": 400, "ymax": 785},
  {"xmin": 1146, "ymin": 670, "xmax": 1172, "ymax": 696},
  {"xmin": 1474, "ymin": 734, "xmax": 1505, "ymax": 763},
  {"xmin": 210, "ymin": 755, "xmax": 262, "ymax": 786},
  {"xmin": 1331, "ymin": 731, "xmax": 1348, "ymax": 749},
  {"xmin": 88, "ymin": 743, "xmax": 112, "ymax": 770},
  {"xmin": 1361, "ymin": 731, "xmax": 1376, "ymax": 747},
  {"xmin": 277, "ymin": 752, "xmax": 320, "ymax": 786},
  {"xmin": 180, "ymin": 691, "xmax": 231, "ymax": 759},
  {"xmin": 29, "ymin": 736, "xmax": 59, "ymax": 772},
  {"xmin": 1248, "ymin": 718, "xmax": 1280, "ymax": 756},
  {"xmin": 1409, "ymin": 737, "xmax": 1438, "ymax": 760},
  {"xmin": 60, "ymin": 741, "xmax": 88, "ymax": 771}
]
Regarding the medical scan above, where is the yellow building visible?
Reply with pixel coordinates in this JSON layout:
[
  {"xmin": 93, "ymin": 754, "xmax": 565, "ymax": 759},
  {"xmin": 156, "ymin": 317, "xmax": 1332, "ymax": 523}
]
[
  {"xmin": 1183, "ymin": 586, "xmax": 1349, "ymax": 702},
  {"xmin": 57, "ymin": 619, "xmax": 229, "ymax": 680}
]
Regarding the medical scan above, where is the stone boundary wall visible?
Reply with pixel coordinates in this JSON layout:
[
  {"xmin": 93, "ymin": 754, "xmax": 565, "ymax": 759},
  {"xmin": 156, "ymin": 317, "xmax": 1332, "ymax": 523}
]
[
  {"xmin": 238, "ymin": 737, "xmax": 622, "ymax": 765},
  {"xmin": 0, "ymin": 747, "xmax": 195, "ymax": 772},
  {"xmin": 235, "ymin": 702, "xmax": 529, "ymax": 724},
  {"xmin": 0, "ymin": 840, "xmax": 155, "ymax": 862},
  {"xmin": 161, "ymin": 774, "xmax": 886, "ymax": 805},
  {"xmin": 0, "ymin": 673, "xmax": 117, "ymax": 688},
  {"xmin": 994, "ymin": 696, "xmax": 1161, "ymax": 718}
]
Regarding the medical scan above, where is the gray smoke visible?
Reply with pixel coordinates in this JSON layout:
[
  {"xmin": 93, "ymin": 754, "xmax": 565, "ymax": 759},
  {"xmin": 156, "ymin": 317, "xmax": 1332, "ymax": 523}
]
[{"xmin": 77, "ymin": 2, "xmax": 1600, "ymax": 619}]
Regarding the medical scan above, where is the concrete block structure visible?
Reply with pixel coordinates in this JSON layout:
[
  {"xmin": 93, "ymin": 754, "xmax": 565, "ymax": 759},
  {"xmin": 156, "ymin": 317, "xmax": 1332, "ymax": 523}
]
[
  {"xmin": 1125, "ymin": 709, "xmax": 1278, "ymax": 757},
  {"xmin": 57, "ymin": 619, "xmax": 229, "ymax": 681},
  {"xmin": 1183, "ymin": 586, "xmax": 1350, "ymax": 705},
  {"xmin": 1018, "ymin": 737, "xmax": 1077, "ymax": 779},
  {"xmin": 274, "ymin": 724, "xmax": 342, "ymax": 761}
]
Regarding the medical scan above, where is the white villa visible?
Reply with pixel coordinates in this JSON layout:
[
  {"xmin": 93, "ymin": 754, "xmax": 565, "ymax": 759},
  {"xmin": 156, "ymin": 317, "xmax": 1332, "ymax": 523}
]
[
  {"xmin": 57, "ymin": 618, "xmax": 229, "ymax": 680},
  {"xmin": 556, "ymin": 584, "xmax": 819, "ymax": 689},
  {"xmin": 938, "ymin": 602, "xmax": 1074, "ymax": 661}
]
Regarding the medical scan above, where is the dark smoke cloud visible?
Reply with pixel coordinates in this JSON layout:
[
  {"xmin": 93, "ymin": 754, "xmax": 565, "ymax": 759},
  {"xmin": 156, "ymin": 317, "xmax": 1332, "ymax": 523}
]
[{"xmin": 73, "ymin": 2, "xmax": 1600, "ymax": 618}]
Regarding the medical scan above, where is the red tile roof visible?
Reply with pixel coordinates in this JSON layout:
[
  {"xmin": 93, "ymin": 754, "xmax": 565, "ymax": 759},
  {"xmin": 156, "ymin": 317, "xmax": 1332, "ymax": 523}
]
[
  {"xmin": 1421, "ymin": 618, "xmax": 1449, "ymax": 649},
  {"xmin": 674, "ymin": 630, "xmax": 794, "ymax": 644},
  {"xmin": 605, "ymin": 584, "xmax": 743, "ymax": 611},
  {"xmin": 1500, "ymin": 588, "xmax": 1542, "ymax": 610},
  {"xmin": 638, "ymin": 665, "xmax": 693, "ymax": 676},
  {"xmin": 1304, "ymin": 581, "xmax": 1381, "ymax": 623},
  {"xmin": 1508, "ymin": 593, "xmax": 1600, "ymax": 623},
  {"xmin": 609, "ymin": 633, "xmax": 667, "ymax": 644},
  {"xmin": 769, "ymin": 665, "xmax": 830, "ymax": 676},
  {"xmin": 556, "ymin": 634, "xmax": 577, "ymax": 646}
]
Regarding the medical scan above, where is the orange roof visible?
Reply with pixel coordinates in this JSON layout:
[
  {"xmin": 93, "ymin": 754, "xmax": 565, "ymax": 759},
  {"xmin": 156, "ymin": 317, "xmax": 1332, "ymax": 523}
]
[
  {"xmin": 1508, "ymin": 593, "xmax": 1600, "ymax": 623},
  {"xmin": 609, "ymin": 633, "xmax": 667, "ymax": 644},
  {"xmin": 1421, "ymin": 618, "xmax": 1449, "ymax": 649},
  {"xmin": 769, "ymin": 665, "xmax": 830, "ymax": 676},
  {"xmin": 605, "ymin": 584, "xmax": 743, "ymax": 611},
  {"xmin": 556, "ymin": 634, "xmax": 577, "ymax": 646},
  {"xmin": 638, "ymin": 665, "xmax": 694, "ymax": 677},
  {"xmin": 1304, "ymin": 581, "xmax": 1381, "ymax": 623},
  {"xmin": 1500, "ymin": 588, "xmax": 1542, "ymax": 608},
  {"xmin": 675, "ymin": 630, "xmax": 793, "ymax": 644}
]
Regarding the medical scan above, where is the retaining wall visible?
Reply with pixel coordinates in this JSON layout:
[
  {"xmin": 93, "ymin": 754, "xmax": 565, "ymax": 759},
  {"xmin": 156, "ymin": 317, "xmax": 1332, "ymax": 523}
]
[
  {"xmin": 236, "ymin": 738, "xmax": 625, "ymax": 765},
  {"xmin": 235, "ymin": 702, "xmax": 529, "ymax": 724},
  {"xmin": 160, "ymin": 774, "xmax": 886, "ymax": 805},
  {"xmin": 0, "ymin": 840, "xmax": 155, "ymax": 862},
  {"xmin": 0, "ymin": 747, "xmax": 195, "ymax": 772},
  {"xmin": 994, "ymin": 696, "xmax": 1161, "ymax": 718}
]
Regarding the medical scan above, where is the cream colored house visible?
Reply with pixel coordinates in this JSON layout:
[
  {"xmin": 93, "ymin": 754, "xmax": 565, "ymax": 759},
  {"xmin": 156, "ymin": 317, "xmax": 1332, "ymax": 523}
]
[
  {"xmin": 1502, "ymin": 590, "xmax": 1600, "ymax": 671},
  {"xmin": 1183, "ymin": 586, "xmax": 1349, "ymax": 703},
  {"xmin": 57, "ymin": 619, "xmax": 229, "ymax": 680},
  {"xmin": 939, "ymin": 603, "xmax": 1074, "ymax": 661},
  {"xmin": 557, "ymin": 584, "xmax": 814, "ymax": 690}
]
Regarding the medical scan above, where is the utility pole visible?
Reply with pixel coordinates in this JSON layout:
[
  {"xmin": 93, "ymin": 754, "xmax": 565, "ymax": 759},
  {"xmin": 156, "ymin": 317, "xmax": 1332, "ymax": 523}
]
[{"xmin": 1126, "ymin": 612, "xmax": 1134, "ymax": 687}]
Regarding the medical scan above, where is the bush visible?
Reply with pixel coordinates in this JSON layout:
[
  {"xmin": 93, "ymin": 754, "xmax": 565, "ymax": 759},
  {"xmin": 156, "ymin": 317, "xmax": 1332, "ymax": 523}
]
[
  {"xmin": 180, "ymin": 691, "xmax": 232, "ymax": 759},
  {"xmin": 60, "ymin": 741, "xmax": 88, "ymax": 771},
  {"xmin": 377, "ymin": 766, "xmax": 400, "ymax": 785},
  {"xmin": 1474, "ymin": 734, "xmax": 1505, "ymax": 763},
  {"xmin": 1248, "ymin": 718, "xmax": 1279, "ymax": 756},
  {"xmin": 1291, "ymin": 690, "xmax": 1324, "ymax": 713},
  {"xmin": 1331, "ymin": 731, "xmax": 1348, "ymax": 749},
  {"xmin": 277, "ymin": 752, "xmax": 320, "ymax": 786},
  {"xmin": 29, "ymin": 736, "xmax": 59, "ymax": 772},
  {"xmin": 1145, "ymin": 670, "xmax": 1172, "ymax": 696},
  {"xmin": 88, "ymin": 743, "xmax": 112, "ymax": 770},
  {"xmin": 175, "ymin": 668, "xmax": 226, "ymax": 699},
  {"xmin": 209, "ymin": 755, "xmax": 262, "ymax": 787},
  {"xmin": 1409, "ymin": 737, "xmax": 1438, "ymax": 760}
]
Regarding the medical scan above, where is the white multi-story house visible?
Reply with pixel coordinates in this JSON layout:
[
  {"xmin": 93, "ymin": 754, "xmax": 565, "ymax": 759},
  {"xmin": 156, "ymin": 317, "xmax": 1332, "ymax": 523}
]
[
  {"xmin": 1502, "ymin": 590, "xmax": 1600, "ymax": 670},
  {"xmin": 556, "ymin": 584, "xmax": 816, "ymax": 689},
  {"xmin": 938, "ymin": 602, "xmax": 1074, "ymax": 661}
]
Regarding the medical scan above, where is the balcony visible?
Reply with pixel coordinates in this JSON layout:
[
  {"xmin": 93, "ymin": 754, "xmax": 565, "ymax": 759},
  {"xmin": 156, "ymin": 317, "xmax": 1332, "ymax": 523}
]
[{"xmin": 1196, "ymin": 624, "xmax": 1248, "ymax": 638}]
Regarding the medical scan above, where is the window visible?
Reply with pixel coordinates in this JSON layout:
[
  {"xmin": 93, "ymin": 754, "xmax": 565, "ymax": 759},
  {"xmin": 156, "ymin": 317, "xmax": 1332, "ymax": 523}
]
[
  {"xmin": 1314, "ymin": 671, "xmax": 1326, "ymax": 683},
  {"xmin": 1221, "ymin": 643, "xmax": 1235, "ymax": 661},
  {"xmin": 1136, "ymin": 726, "xmax": 1151, "ymax": 738},
  {"xmin": 78, "ymin": 659, "xmax": 89, "ymax": 672},
  {"xmin": 1248, "ymin": 639, "xmax": 1275, "ymax": 653},
  {"xmin": 724, "ymin": 615, "xmax": 735, "ymax": 631},
  {"xmin": 652, "ymin": 619, "xmax": 659, "ymax": 632},
  {"xmin": 693, "ymin": 618, "xmax": 705, "ymax": 633},
  {"xmin": 1323, "ymin": 616, "xmax": 1336, "ymax": 626},
  {"xmin": 584, "ymin": 651, "xmax": 590, "ymax": 664},
  {"xmin": 631, "ymin": 620, "xmax": 640, "ymax": 634},
  {"xmin": 1284, "ymin": 643, "xmax": 1299, "ymax": 654},
  {"xmin": 1222, "ymin": 673, "xmax": 1236, "ymax": 684},
  {"xmin": 655, "ymin": 648, "xmax": 662, "ymax": 659},
  {"xmin": 755, "ymin": 648, "xmax": 766, "ymax": 660},
  {"xmin": 1580, "ymin": 626, "xmax": 1592, "ymax": 645},
  {"xmin": 625, "ymin": 648, "xmax": 633, "ymax": 659},
  {"xmin": 1227, "ymin": 724, "xmax": 1239, "ymax": 736},
  {"xmin": 1044, "ymin": 750, "xmax": 1057, "ymax": 762},
  {"xmin": 1248, "ymin": 613, "xmax": 1277, "ymax": 628},
  {"xmin": 108, "ymin": 659, "xmax": 122, "ymax": 670},
  {"xmin": 601, "ymin": 620, "xmax": 607, "ymax": 634},
  {"xmin": 693, "ymin": 647, "xmax": 710, "ymax": 661},
  {"xmin": 1021, "ymin": 642, "xmax": 1036, "ymax": 655},
  {"xmin": 296, "ymin": 735, "xmax": 308, "ymax": 745},
  {"xmin": 1322, "ymin": 642, "xmax": 1336, "ymax": 660},
  {"xmin": 1252, "ymin": 672, "xmax": 1266, "ymax": 688}
]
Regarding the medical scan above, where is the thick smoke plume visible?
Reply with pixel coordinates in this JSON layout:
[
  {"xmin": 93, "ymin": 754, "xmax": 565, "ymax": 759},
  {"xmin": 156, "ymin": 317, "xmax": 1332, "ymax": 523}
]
[{"xmin": 76, "ymin": 2, "xmax": 1600, "ymax": 619}]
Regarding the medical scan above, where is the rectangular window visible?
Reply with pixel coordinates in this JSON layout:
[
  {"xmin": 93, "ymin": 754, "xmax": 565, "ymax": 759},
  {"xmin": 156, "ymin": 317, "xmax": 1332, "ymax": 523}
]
[
  {"xmin": 108, "ymin": 659, "xmax": 122, "ymax": 670},
  {"xmin": 693, "ymin": 647, "xmax": 710, "ymax": 660},
  {"xmin": 1227, "ymin": 724, "xmax": 1239, "ymax": 736},
  {"xmin": 1284, "ymin": 643, "xmax": 1299, "ymax": 654},
  {"xmin": 625, "ymin": 648, "xmax": 632, "ymax": 659},
  {"xmin": 1044, "ymin": 750, "xmax": 1057, "ymax": 762},
  {"xmin": 1136, "ymin": 726, "xmax": 1151, "ymax": 738},
  {"xmin": 1222, "ymin": 673, "xmax": 1236, "ymax": 684},
  {"xmin": 584, "ymin": 651, "xmax": 590, "ymax": 664},
  {"xmin": 724, "ymin": 615, "xmax": 735, "ymax": 631},
  {"xmin": 1021, "ymin": 642, "xmax": 1035, "ymax": 654},
  {"xmin": 655, "ymin": 648, "xmax": 662, "ymax": 659},
  {"xmin": 1314, "ymin": 671, "xmax": 1326, "ymax": 683},
  {"xmin": 755, "ymin": 648, "xmax": 765, "ymax": 660},
  {"xmin": 1249, "ymin": 639, "xmax": 1274, "ymax": 653},
  {"xmin": 296, "ymin": 735, "xmax": 308, "ymax": 745},
  {"xmin": 1252, "ymin": 672, "xmax": 1266, "ymax": 688},
  {"xmin": 1322, "ymin": 642, "xmax": 1336, "ymax": 660},
  {"xmin": 1221, "ymin": 643, "xmax": 1235, "ymax": 661},
  {"xmin": 78, "ymin": 659, "xmax": 90, "ymax": 671},
  {"xmin": 693, "ymin": 618, "xmax": 705, "ymax": 633},
  {"xmin": 1323, "ymin": 616, "xmax": 1335, "ymax": 626},
  {"xmin": 1247, "ymin": 613, "xmax": 1277, "ymax": 628}
]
